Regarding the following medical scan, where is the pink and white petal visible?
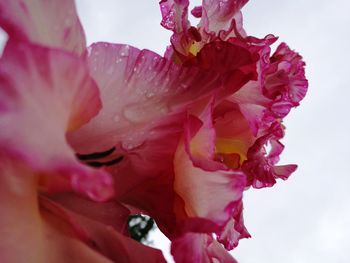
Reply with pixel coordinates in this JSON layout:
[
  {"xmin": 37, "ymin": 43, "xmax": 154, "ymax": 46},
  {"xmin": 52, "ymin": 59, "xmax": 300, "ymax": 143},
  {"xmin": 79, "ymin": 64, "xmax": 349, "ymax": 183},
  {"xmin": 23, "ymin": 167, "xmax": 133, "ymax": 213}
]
[
  {"xmin": 174, "ymin": 141, "xmax": 246, "ymax": 226},
  {"xmin": 0, "ymin": 0, "xmax": 86, "ymax": 54},
  {"xmin": 159, "ymin": 0, "xmax": 197, "ymax": 58},
  {"xmin": 265, "ymin": 43, "xmax": 308, "ymax": 116},
  {"xmin": 217, "ymin": 200, "xmax": 250, "ymax": 250},
  {"xmin": 41, "ymin": 197, "xmax": 167, "ymax": 263},
  {"xmin": 242, "ymin": 122, "xmax": 297, "ymax": 188},
  {"xmin": 184, "ymin": 99, "xmax": 218, "ymax": 170},
  {"xmin": 273, "ymin": 164, "xmax": 298, "ymax": 180},
  {"xmin": 69, "ymin": 42, "xmax": 253, "ymax": 154},
  {"xmin": 160, "ymin": 0, "xmax": 190, "ymax": 33},
  {"xmin": 0, "ymin": 41, "xmax": 113, "ymax": 201},
  {"xmin": 206, "ymin": 238, "xmax": 238, "ymax": 263},
  {"xmin": 228, "ymin": 37, "xmax": 276, "ymax": 135},
  {"xmin": 199, "ymin": 0, "xmax": 248, "ymax": 39},
  {"xmin": 238, "ymin": 102, "xmax": 272, "ymax": 136},
  {"xmin": 171, "ymin": 232, "xmax": 237, "ymax": 263}
]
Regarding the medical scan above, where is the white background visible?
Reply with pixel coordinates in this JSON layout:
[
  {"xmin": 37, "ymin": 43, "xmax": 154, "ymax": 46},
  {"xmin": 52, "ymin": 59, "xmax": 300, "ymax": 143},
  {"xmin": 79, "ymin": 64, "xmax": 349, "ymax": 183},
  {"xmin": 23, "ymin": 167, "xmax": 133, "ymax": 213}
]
[{"xmin": 2, "ymin": 1, "xmax": 349, "ymax": 262}]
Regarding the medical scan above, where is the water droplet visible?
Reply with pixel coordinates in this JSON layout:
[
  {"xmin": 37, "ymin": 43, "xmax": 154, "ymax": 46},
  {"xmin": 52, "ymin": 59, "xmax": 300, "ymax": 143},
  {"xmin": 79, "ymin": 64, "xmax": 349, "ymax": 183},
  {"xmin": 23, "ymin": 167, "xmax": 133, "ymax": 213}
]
[
  {"xmin": 181, "ymin": 83, "xmax": 189, "ymax": 90},
  {"xmin": 146, "ymin": 92, "xmax": 154, "ymax": 98},
  {"xmin": 122, "ymin": 141, "xmax": 141, "ymax": 151},
  {"xmin": 120, "ymin": 45, "xmax": 130, "ymax": 57},
  {"xmin": 123, "ymin": 105, "xmax": 145, "ymax": 123}
]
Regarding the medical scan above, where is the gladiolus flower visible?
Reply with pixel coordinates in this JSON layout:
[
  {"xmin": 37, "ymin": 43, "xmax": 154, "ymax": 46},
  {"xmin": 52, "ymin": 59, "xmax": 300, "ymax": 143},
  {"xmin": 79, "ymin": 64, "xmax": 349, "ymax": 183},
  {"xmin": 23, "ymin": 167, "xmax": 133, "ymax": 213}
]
[{"xmin": 0, "ymin": 0, "xmax": 307, "ymax": 262}]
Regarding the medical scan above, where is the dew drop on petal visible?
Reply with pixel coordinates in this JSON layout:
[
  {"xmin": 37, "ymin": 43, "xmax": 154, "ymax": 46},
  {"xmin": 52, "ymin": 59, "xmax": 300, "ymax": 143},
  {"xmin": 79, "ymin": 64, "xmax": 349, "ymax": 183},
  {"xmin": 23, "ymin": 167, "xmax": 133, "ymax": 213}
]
[
  {"xmin": 181, "ymin": 83, "xmax": 189, "ymax": 90},
  {"xmin": 123, "ymin": 104, "xmax": 145, "ymax": 123},
  {"xmin": 146, "ymin": 92, "xmax": 154, "ymax": 98},
  {"xmin": 120, "ymin": 45, "xmax": 130, "ymax": 57}
]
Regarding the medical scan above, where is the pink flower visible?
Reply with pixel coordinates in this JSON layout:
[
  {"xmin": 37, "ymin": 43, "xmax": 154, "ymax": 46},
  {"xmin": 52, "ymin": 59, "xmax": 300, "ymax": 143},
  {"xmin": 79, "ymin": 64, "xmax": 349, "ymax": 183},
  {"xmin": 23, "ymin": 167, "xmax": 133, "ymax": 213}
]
[
  {"xmin": 0, "ymin": 0, "xmax": 308, "ymax": 262},
  {"xmin": 154, "ymin": 0, "xmax": 307, "ymax": 260}
]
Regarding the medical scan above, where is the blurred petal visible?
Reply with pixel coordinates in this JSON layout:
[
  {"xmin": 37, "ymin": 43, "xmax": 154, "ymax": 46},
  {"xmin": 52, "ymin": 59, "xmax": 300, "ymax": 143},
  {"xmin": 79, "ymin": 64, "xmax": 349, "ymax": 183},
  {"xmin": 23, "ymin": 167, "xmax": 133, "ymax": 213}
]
[
  {"xmin": 0, "ymin": 0, "xmax": 86, "ymax": 54},
  {"xmin": 0, "ymin": 159, "xmax": 113, "ymax": 263},
  {"xmin": 41, "ymin": 197, "xmax": 167, "ymax": 263},
  {"xmin": 47, "ymin": 193, "xmax": 130, "ymax": 234},
  {"xmin": 0, "ymin": 41, "xmax": 113, "ymax": 201}
]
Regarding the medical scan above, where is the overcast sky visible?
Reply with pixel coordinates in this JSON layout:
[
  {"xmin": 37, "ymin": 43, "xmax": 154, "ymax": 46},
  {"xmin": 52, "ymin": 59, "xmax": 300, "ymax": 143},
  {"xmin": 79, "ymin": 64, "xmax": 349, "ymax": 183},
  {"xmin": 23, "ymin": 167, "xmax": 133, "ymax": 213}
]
[
  {"xmin": 1, "ymin": 1, "xmax": 349, "ymax": 262},
  {"xmin": 74, "ymin": 1, "xmax": 350, "ymax": 262}
]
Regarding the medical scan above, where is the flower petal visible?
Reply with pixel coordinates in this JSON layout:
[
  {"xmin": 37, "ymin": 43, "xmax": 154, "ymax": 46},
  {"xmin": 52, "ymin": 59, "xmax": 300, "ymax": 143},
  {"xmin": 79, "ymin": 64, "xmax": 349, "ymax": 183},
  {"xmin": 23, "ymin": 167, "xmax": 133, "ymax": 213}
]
[
  {"xmin": 159, "ymin": 0, "xmax": 195, "ymax": 58},
  {"xmin": 199, "ymin": 0, "xmax": 248, "ymax": 39},
  {"xmin": 184, "ymin": 99, "xmax": 217, "ymax": 170},
  {"xmin": 265, "ymin": 43, "xmax": 308, "ymax": 118},
  {"xmin": 171, "ymin": 232, "xmax": 237, "ymax": 263},
  {"xmin": 0, "ymin": 159, "xmax": 113, "ymax": 263},
  {"xmin": 174, "ymin": 139, "xmax": 246, "ymax": 226},
  {"xmin": 40, "ymin": 197, "xmax": 167, "ymax": 263},
  {"xmin": 217, "ymin": 200, "xmax": 250, "ymax": 250},
  {"xmin": 47, "ymin": 193, "xmax": 130, "ymax": 234},
  {"xmin": 0, "ymin": 41, "xmax": 113, "ymax": 201},
  {"xmin": 230, "ymin": 38, "xmax": 308, "ymax": 135},
  {"xmin": 160, "ymin": 0, "xmax": 190, "ymax": 32},
  {"xmin": 0, "ymin": 0, "xmax": 86, "ymax": 54},
  {"xmin": 242, "ymin": 122, "xmax": 297, "ymax": 188},
  {"xmin": 68, "ymin": 42, "xmax": 254, "ymax": 154}
]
